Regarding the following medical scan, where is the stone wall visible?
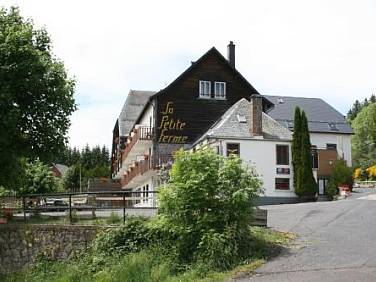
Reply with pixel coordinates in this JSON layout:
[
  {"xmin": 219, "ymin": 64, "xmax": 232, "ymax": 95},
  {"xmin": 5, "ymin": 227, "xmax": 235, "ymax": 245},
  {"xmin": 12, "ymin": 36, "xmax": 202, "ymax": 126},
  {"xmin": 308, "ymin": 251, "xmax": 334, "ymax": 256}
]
[{"xmin": 0, "ymin": 224, "xmax": 102, "ymax": 273}]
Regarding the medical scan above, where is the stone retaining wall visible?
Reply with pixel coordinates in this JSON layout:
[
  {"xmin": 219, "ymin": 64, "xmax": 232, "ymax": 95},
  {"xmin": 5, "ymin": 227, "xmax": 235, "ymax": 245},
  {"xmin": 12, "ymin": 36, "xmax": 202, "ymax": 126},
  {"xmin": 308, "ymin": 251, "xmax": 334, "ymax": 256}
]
[{"xmin": 0, "ymin": 224, "xmax": 102, "ymax": 273}]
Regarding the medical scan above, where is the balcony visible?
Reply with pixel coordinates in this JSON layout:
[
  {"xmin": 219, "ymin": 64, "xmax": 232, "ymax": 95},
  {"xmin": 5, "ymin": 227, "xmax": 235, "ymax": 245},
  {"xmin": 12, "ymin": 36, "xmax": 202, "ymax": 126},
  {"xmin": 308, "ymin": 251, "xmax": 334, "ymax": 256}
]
[
  {"xmin": 113, "ymin": 126, "xmax": 154, "ymax": 179},
  {"xmin": 121, "ymin": 154, "xmax": 173, "ymax": 188}
]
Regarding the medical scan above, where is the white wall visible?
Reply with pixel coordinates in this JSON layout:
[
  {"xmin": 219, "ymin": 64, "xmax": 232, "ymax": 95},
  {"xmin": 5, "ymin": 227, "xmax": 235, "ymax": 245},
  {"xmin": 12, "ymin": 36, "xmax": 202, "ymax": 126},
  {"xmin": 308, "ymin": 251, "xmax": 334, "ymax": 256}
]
[
  {"xmin": 310, "ymin": 133, "xmax": 352, "ymax": 167},
  {"xmin": 133, "ymin": 178, "xmax": 155, "ymax": 207},
  {"xmin": 206, "ymin": 138, "xmax": 295, "ymax": 198},
  {"xmin": 138, "ymin": 103, "xmax": 154, "ymax": 128}
]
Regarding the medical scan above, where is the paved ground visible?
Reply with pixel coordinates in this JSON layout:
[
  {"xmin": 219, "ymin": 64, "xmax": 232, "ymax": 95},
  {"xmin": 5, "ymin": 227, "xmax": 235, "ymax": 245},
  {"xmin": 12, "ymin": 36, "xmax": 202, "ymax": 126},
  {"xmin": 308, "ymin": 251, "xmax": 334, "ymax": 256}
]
[{"xmin": 237, "ymin": 189, "xmax": 376, "ymax": 282}]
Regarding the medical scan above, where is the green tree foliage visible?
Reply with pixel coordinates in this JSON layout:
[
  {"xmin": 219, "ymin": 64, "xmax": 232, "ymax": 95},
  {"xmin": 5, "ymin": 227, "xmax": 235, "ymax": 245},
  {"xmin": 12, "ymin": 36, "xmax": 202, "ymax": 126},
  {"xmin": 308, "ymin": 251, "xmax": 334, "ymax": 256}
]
[
  {"xmin": 326, "ymin": 159, "xmax": 353, "ymax": 200},
  {"xmin": 55, "ymin": 145, "xmax": 110, "ymax": 173},
  {"xmin": 292, "ymin": 107, "xmax": 302, "ymax": 188},
  {"xmin": 0, "ymin": 7, "xmax": 76, "ymax": 189},
  {"xmin": 293, "ymin": 109, "xmax": 318, "ymax": 198},
  {"xmin": 19, "ymin": 160, "xmax": 61, "ymax": 195},
  {"xmin": 157, "ymin": 149, "xmax": 262, "ymax": 268},
  {"xmin": 62, "ymin": 165, "xmax": 81, "ymax": 192},
  {"xmin": 347, "ymin": 94, "xmax": 376, "ymax": 122},
  {"xmin": 352, "ymin": 103, "xmax": 376, "ymax": 168}
]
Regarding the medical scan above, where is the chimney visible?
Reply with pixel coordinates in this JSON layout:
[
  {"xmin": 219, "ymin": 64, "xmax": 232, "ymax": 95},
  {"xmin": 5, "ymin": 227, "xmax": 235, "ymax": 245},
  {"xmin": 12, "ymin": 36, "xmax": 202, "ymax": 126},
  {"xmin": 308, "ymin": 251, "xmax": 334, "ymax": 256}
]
[
  {"xmin": 227, "ymin": 41, "xmax": 235, "ymax": 68},
  {"xmin": 249, "ymin": 94, "xmax": 263, "ymax": 136}
]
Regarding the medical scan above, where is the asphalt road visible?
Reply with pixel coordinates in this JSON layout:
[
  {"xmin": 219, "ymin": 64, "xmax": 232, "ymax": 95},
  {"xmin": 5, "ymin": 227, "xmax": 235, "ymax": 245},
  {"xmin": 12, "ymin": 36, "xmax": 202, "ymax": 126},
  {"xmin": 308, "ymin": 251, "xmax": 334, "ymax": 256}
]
[{"xmin": 237, "ymin": 189, "xmax": 376, "ymax": 282}]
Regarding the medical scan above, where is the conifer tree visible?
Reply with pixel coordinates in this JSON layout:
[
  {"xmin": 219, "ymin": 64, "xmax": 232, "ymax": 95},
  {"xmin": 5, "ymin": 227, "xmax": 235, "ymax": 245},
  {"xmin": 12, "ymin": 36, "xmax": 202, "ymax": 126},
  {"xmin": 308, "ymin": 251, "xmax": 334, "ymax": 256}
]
[
  {"xmin": 295, "ymin": 111, "xmax": 318, "ymax": 198},
  {"xmin": 292, "ymin": 107, "xmax": 302, "ymax": 189}
]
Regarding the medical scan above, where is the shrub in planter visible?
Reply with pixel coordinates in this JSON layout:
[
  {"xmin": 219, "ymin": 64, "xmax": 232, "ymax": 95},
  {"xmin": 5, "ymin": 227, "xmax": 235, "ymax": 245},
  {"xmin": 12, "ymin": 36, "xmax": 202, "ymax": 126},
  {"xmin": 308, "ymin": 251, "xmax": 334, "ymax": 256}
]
[{"xmin": 326, "ymin": 159, "xmax": 353, "ymax": 200}]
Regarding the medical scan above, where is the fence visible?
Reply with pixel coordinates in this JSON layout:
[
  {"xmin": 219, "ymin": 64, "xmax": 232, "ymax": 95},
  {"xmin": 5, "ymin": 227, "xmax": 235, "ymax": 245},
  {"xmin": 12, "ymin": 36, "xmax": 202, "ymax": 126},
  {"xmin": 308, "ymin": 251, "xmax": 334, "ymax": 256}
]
[{"xmin": 0, "ymin": 190, "xmax": 158, "ymax": 224}]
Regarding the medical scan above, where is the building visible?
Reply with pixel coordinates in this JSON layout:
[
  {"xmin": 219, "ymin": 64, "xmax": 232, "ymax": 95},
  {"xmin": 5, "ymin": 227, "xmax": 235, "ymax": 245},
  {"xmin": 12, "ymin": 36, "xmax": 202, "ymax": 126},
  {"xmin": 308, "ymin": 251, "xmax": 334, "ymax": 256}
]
[
  {"xmin": 50, "ymin": 163, "xmax": 69, "ymax": 178},
  {"xmin": 111, "ymin": 42, "xmax": 352, "ymax": 205}
]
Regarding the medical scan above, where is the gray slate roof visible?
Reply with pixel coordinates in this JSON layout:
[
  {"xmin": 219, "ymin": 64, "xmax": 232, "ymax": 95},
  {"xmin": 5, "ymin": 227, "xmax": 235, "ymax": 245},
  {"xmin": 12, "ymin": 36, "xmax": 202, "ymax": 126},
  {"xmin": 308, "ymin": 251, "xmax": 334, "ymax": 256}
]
[
  {"xmin": 265, "ymin": 95, "xmax": 353, "ymax": 134},
  {"xmin": 199, "ymin": 98, "xmax": 292, "ymax": 142},
  {"xmin": 118, "ymin": 90, "xmax": 156, "ymax": 136}
]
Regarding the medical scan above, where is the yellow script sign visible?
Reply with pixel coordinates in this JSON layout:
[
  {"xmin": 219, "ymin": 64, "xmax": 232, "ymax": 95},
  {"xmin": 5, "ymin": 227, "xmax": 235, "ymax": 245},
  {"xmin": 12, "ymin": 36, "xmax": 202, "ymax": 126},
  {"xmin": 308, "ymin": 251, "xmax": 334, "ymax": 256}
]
[{"xmin": 158, "ymin": 102, "xmax": 189, "ymax": 143}]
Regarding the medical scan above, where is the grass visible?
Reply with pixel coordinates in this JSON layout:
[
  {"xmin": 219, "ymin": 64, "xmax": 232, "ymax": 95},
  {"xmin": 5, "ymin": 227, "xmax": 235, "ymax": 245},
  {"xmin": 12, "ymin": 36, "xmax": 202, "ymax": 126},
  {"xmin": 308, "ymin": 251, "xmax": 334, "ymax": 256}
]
[{"xmin": 1, "ymin": 226, "xmax": 294, "ymax": 282}]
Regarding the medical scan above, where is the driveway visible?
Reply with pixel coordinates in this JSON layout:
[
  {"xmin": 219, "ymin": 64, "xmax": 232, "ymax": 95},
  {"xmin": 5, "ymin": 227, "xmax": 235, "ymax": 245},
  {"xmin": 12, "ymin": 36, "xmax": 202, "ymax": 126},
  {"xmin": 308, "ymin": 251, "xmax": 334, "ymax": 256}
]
[{"xmin": 237, "ymin": 189, "xmax": 376, "ymax": 282}]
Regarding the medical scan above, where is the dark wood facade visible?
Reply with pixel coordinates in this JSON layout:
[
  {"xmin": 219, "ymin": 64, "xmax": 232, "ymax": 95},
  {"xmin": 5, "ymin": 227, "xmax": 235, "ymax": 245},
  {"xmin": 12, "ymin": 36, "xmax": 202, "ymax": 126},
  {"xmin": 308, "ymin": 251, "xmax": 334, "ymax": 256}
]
[{"xmin": 153, "ymin": 48, "xmax": 271, "ymax": 145}]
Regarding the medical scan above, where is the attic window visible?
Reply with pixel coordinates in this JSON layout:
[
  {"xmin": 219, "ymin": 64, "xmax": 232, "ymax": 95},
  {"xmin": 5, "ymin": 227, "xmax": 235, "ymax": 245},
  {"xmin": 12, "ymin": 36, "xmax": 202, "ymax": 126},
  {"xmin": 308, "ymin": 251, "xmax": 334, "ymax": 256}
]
[
  {"xmin": 237, "ymin": 115, "xmax": 247, "ymax": 123},
  {"xmin": 214, "ymin": 82, "xmax": 226, "ymax": 99},
  {"xmin": 328, "ymin": 123, "xmax": 339, "ymax": 131},
  {"xmin": 277, "ymin": 98, "xmax": 284, "ymax": 104},
  {"xmin": 199, "ymin": 81, "xmax": 211, "ymax": 98}
]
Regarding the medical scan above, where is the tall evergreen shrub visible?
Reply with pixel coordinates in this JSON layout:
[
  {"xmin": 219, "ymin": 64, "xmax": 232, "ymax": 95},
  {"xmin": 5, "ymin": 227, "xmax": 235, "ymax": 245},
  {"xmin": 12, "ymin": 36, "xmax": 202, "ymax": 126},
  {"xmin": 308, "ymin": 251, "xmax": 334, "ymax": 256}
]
[
  {"xmin": 293, "ymin": 109, "xmax": 318, "ymax": 198},
  {"xmin": 292, "ymin": 107, "xmax": 302, "ymax": 188}
]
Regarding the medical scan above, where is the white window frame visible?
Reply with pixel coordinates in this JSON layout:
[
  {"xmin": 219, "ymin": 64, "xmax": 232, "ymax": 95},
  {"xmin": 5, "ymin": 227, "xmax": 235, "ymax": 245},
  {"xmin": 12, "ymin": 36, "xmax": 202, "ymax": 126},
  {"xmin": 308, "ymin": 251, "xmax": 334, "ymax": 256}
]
[
  {"xmin": 199, "ymin": 80, "xmax": 211, "ymax": 98},
  {"xmin": 214, "ymin": 82, "xmax": 226, "ymax": 99}
]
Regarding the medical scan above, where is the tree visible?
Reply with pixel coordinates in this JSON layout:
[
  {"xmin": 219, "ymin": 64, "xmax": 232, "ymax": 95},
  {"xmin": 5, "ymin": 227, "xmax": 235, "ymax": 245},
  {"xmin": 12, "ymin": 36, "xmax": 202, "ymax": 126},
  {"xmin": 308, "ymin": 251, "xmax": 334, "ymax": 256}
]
[
  {"xmin": 19, "ymin": 160, "xmax": 61, "ymax": 195},
  {"xmin": 291, "ymin": 107, "xmax": 302, "ymax": 188},
  {"xmin": 347, "ymin": 95, "xmax": 376, "ymax": 123},
  {"xmin": 294, "ymin": 110, "xmax": 318, "ymax": 198},
  {"xmin": 62, "ymin": 165, "xmax": 81, "ymax": 192},
  {"xmin": 0, "ymin": 7, "xmax": 76, "ymax": 189},
  {"xmin": 352, "ymin": 103, "xmax": 376, "ymax": 168},
  {"xmin": 157, "ymin": 149, "xmax": 262, "ymax": 268}
]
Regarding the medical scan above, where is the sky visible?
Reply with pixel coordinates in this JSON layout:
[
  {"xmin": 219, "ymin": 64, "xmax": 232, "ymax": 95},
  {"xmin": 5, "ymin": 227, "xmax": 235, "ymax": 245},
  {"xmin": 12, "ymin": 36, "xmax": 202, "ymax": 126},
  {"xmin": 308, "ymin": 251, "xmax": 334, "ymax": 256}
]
[{"xmin": 2, "ymin": 0, "xmax": 376, "ymax": 149}]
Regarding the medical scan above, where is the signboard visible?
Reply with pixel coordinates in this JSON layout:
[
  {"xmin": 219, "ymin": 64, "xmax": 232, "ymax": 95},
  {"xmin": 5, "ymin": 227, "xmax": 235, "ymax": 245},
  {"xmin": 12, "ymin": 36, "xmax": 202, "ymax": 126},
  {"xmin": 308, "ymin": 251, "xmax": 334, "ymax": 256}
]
[{"xmin": 158, "ymin": 101, "xmax": 189, "ymax": 144}]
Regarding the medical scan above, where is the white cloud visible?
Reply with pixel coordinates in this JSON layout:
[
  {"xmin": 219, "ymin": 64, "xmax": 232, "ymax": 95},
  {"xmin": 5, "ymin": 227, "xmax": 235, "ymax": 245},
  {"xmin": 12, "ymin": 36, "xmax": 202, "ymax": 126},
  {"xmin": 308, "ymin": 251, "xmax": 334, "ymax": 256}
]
[{"xmin": 2, "ymin": 0, "xmax": 376, "ymax": 148}]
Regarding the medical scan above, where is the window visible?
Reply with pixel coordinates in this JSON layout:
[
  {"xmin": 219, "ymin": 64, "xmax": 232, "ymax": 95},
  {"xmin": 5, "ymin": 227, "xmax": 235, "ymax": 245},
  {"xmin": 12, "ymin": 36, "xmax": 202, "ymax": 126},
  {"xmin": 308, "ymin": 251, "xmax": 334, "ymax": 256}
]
[
  {"xmin": 328, "ymin": 123, "xmax": 339, "ymax": 131},
  {"xmin": 276, "ymin": 145, "xmax": 289, "ymax": 165},
  {"xmin": 226, "ymin": 143, "xmax": 240, "ymax": 156},
  {"xmin": 237, "ymin": 115, "xmax": 247, "ymax": 123},
  {"xmin": 311, "ymin": 146, "xmax": 318, "ymax": 169},
  {"xmin": 142, "ymin": 184, "xmax": 149, "ymax": 203},
  {"xmin": 199, "ymin": 80, "xmax": 211, "ymax": 98},
  {"xmin": 326, "ymin": 143, "xmax": 337, "ymax": 150},
  {"xmin": 275, "ymin": 178, "xmax": 290, "ymax": 190},
  {"xmin": 214, "ymin": 82, "xmax": 226, "ymax": 99}
]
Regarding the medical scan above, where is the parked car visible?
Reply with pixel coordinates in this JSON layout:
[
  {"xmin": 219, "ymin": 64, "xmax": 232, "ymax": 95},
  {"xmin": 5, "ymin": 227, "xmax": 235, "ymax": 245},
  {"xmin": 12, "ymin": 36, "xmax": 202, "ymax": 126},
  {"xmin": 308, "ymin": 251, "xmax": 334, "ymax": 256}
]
[{"xmin": 38, "ymin": 198, "xmax": 69, "ymax": 212}]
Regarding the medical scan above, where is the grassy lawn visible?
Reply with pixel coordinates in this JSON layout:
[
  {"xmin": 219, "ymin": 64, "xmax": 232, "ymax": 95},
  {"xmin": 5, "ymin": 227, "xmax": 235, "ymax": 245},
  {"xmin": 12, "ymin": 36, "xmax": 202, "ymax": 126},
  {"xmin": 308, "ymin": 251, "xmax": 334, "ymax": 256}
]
[{"xmin": 1, "ymin": 226, "xmax": 294, "ymax": 282}]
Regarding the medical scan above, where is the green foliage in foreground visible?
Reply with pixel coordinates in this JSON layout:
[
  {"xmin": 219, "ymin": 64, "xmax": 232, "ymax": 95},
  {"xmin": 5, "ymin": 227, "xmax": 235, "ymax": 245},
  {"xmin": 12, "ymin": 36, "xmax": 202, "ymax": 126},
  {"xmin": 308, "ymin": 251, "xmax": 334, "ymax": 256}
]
[
  {"xmin": 1, "ymin": 149, "xmax": 291, "ymax": 281},
  {"xmin": 158, "ymin": 149, "xmax": 263, "ymax": 268},
  {"xmin": 2, "ymin": 225, "xmax": 293, "ymax": 282}
]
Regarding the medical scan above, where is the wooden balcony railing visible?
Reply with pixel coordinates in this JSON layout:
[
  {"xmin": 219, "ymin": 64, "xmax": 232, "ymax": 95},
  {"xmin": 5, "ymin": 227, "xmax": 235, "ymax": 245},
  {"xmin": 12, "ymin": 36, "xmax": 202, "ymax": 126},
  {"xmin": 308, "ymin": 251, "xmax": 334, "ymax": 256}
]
[
  {"xmin": 112, "ymin": 126, "xmax": 154, "ymax": 177},
  {"xmin": 121, "ymin": 154, "xmax": 173, "ymax": 187}
]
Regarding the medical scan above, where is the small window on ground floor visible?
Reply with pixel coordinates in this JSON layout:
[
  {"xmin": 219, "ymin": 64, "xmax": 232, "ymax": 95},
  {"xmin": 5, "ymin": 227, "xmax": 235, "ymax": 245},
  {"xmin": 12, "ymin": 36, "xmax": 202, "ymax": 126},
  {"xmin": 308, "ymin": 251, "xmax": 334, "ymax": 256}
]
[
  {"xmin": 326, "ymin": 143, "xmax": 337, "ymax": 150},
  {"xmin": 142, "ymin": 184, "xmax": 149, "ymax": 203},
  {"xmin": 275, "ymin": 178, "xmax": 290, "ymax": 190}
]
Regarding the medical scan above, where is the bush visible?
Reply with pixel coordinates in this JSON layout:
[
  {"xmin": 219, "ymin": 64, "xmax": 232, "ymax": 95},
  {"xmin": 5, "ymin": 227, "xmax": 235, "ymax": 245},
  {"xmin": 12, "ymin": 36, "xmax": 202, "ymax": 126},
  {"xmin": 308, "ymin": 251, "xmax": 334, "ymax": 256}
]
[
  {"xmin": 93, "ymin": 219, "xmax": 151, "ymax": 257},
  {"xmin": 195, "ymin": 227, "xmax": 238, "ymax": 270},
  {"xmin": 326, "ymin": 159, "xmax": 353, "ymax": 200},
  {"xmin": 157, "ymin": 149, "xmax": 262, "ymax": 266},
  {"xmin": 106, "ymin": 211, "xmax": 122, "ymax": 225}
]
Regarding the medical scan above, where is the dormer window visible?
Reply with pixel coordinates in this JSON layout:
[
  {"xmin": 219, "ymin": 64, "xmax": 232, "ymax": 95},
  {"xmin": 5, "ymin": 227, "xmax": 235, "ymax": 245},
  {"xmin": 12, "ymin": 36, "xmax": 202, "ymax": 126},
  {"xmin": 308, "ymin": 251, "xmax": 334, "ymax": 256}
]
[
  {"xmin": 214, "ymin": 82, "xmax": 226, "ymax": 99},
  {"xmin": 199, "ymin": 80, "xmax": 211, "ymax": 98}
]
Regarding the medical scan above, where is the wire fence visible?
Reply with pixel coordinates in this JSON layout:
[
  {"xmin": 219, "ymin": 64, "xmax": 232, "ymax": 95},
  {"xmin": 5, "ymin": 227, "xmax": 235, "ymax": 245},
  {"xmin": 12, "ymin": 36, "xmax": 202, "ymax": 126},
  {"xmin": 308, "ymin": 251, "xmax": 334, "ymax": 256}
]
[{"xmin": 0, "ymin": 190, "xmax": 158, "ymax": 225}]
